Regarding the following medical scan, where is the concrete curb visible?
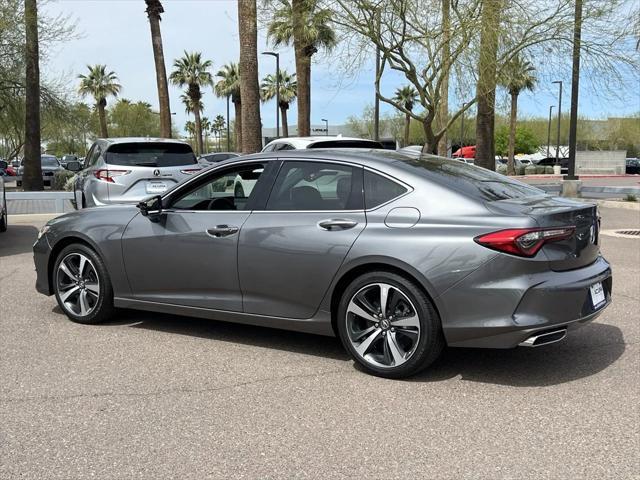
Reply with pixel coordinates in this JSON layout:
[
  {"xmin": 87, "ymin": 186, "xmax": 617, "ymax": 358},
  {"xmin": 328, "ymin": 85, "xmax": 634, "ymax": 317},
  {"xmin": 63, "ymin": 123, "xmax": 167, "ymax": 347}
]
[{"xmin": 592, "ymin": 200, "xmax": 640, "ymax": 211}]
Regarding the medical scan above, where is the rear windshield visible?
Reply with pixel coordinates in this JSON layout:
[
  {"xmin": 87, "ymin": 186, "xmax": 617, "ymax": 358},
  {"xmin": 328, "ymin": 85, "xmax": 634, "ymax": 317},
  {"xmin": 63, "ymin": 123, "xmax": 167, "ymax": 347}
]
[
  {"xmin": 105, "ymin": 142, "xmax": 197, "ymax": 167},
  {"xmin": 308, "ymin": 140, "xmax": 383, "ymax": 149},
  {"xmin": 400, "ymin": 155, "xmax": 546, "ymax": 201}
]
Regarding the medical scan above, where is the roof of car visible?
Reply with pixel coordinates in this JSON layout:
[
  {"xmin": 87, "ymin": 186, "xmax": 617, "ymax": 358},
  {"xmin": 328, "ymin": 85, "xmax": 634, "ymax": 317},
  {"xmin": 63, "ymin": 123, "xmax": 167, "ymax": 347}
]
[
  {"xmin": 264, "ymin": 136, "xmax": 380, "ymax": 149},
  {"xmin": 99, "ymin": 137, "xmax": 191, "ymax": 146}
]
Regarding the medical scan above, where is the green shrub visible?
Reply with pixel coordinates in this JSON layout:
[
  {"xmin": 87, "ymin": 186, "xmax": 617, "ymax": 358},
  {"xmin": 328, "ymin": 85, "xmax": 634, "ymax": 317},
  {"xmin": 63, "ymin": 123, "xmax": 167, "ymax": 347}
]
[
  {"xmin": 53, "ymin": 170, "xmax": 76, "ymax": 191},
  {"xmin": 516, "ymin": 165, "xmax": 526, "ymax": 175},
  {"xmin": 623, "ymin": 194, "xmax": 638, "ymax": 202},
  {"xmin": 535, "ymin": 165, "xmax": 545, "ymax": 174},
  {"xmin": 525, "ymin": 165, "xmax": 537, "ymax": 175},
  {"xmin": 496, "ymin": 164, "xmax": 508, "ymax": 175},
  {"xmin": 545, "ymin": 166, "xmax": 554, "ymax": 174}
]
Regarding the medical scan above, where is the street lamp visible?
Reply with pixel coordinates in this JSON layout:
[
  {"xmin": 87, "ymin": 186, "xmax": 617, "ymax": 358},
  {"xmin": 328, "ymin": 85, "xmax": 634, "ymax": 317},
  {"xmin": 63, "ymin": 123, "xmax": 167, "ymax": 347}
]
[
  {"xmin": 321, "ymin": 118, "xmax": 329, "ymax": 135},
  {"xmin": 546, "ymin": 105, "xmax": 555, "ymax": 158},
  {"xmin": 261, "ymin": 51, "xmax": 280, "ymax": 138},
  {"xmin": 552, "ymin": 80, "xmax": 563, "ymax": 165}
]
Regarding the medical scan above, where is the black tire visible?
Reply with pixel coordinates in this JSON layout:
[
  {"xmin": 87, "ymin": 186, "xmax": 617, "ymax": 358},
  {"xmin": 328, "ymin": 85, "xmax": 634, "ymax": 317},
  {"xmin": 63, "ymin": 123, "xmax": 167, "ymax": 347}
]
[
  {"xmin": 53, "ymin": 243, "xmax": 115, "ymax": 324},
  {"xmin": 0, "ymin": 194, "xmax": 9, "ymax": 232},
  {"xmin": 16, "ymin": 180, "xmax": 21, "ymax": 187},
  {"xmin": 337, "ymin": 271, "xmax": 444, "ymax": 379}
]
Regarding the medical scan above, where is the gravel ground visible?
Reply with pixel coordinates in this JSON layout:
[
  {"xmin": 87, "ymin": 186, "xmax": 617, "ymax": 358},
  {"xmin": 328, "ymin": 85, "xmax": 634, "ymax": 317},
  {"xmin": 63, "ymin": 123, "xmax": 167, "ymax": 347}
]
[{"xmin": 0, "ymin": 207, "xmax": 638, "ymax": 479}]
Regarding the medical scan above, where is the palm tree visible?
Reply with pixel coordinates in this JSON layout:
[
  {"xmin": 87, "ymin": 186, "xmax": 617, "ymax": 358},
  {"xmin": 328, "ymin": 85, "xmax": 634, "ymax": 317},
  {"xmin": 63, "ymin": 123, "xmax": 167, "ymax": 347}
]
[
  {"xmin": 145, "ymin": 0, "xmax": 171, "ymax": 138},
  {"xmin": 260, "ymin": 70, "xmax": 297, "ymax": 137},
  {"xmin": 201, "ymin": 116, "xmax": 212, "ymax": 152},
  {"xmin": 169, "ymin": 51, "xmax": 213, "ymax": 155},
  {"xmin": 267, "ymin": 0, "xmax": 336, "ymax": 137},
  {"xmin": 238, "ymin": 0, "xmax": 262, "ymax": 153},
  {"xmin": 23, "ymin": 0, "xmax": 42, "ymax": 191},
  {"xmin": 214, "ymin": 63, "xmax": 242, "ymax": 151},
  {"xmin": 393, "ymin": 86, "xmax": 419, "ymax": 147},
  {"xmin": 213, "ymin": 114, "xmax": 225, "ymax": 151},
  {"xmin": 185, "ymin": 120, "xmax": 196, "ymax": 145},
  {"xmin": 500, "ymin": 56, "xmax": 536, "ymax": 175},
  {"xmin": 78, "ymin": 65, "xmax": 122, "ymax": 138}
]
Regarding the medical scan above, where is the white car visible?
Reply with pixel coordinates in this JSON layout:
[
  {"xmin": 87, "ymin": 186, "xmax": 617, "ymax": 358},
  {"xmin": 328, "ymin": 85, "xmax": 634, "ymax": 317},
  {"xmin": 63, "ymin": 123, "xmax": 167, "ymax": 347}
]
[{"xmin": 262, "ymin": 136, "xmax": 383, "ymax": 152}]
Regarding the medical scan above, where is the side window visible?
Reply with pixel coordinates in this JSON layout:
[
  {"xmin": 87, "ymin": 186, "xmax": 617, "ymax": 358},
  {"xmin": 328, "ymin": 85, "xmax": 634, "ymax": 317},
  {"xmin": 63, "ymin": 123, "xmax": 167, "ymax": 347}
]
[
  {"xmin": 87, "ymin": 144, "xmax": 102, "ymax": 167},
  {"xmin": 364, "ymin": 170, "xmax": 408, "ymax": 209},
  {"xmin": 277, "ymin": 143, "xmax": 295, "ymax": 151},
  {"xmin": 267, "ymin": 161, "xmax": 363, "ymax": 211},
  {"xmin": 262, "ymin": 144, "xmax": 276, "ymax": 152},
  {"xmin": 170, "ymin": 163, "xmax": 265, "ymax": 211}
]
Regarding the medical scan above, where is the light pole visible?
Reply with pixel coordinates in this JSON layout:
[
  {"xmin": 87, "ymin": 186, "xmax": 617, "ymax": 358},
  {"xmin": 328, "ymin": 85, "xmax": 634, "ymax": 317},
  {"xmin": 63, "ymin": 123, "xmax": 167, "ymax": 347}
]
[
  {"xmin": 262, "ymin": 51, "xmax": 280, "ymax": 139},
  {"xmin": 566, "ymin": 0, "xmax": 582, "ymax": 181},
  {"xmin": 226, "ymin": 95, "xmax": 231, "ymax": 151},
  {"xmin": 546, "ymin": 105, "xmax": 555, "ymax": 158},
  {"xmin": 552, "ymin": 80, "xmax": 563, "ymax": 164},
  {"xmin": 460, "ymin": 103, "xmax": 466, "ymax": 150},
  {"xmin": 321, "ymin": 118, "xmax": 329, "ymax": 135}
]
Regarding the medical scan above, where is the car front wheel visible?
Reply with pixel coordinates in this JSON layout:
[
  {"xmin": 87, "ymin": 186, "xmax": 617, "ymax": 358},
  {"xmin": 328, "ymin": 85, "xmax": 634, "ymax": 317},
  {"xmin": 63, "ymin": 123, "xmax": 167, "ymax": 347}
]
[
  {"xmin": 53, "ymin": 244, "xmax": 114, "ymax": 324},
  {"xmin": 337, "ymin": 271, "xmax": 444, "ymax": 379}
]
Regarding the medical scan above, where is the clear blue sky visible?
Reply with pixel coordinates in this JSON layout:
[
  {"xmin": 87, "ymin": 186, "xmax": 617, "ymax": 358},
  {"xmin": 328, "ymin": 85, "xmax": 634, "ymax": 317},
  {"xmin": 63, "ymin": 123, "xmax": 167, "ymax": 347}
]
[{"xmin": 43, "ymin": 0, "xmax": 640, "ymax": 134}]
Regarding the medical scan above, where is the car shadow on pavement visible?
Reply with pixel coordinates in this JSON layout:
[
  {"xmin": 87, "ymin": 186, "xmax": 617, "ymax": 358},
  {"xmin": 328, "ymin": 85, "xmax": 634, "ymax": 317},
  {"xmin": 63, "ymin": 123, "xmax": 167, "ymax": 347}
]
[
  {"xmin": 112, "ymin": 309, "xmax": 351, "ymax": 362},
  {"xmin": 411, "ymin": 322, "xmax": 626, "ymax": 387},
  {"xmin": 0, "ymin": 225, "xmax": 39, "ymax": 258}
]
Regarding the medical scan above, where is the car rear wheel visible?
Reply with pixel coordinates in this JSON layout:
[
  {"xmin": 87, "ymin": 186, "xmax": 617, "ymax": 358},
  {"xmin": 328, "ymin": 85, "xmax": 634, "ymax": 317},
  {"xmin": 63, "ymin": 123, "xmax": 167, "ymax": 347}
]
[
  {"xmin": 337, "ymin": 271, "xmax": 444, "ymax": 379},
  {"xmin": 53, "ymin": 244, "xmax": 114, "ymax": 324}
]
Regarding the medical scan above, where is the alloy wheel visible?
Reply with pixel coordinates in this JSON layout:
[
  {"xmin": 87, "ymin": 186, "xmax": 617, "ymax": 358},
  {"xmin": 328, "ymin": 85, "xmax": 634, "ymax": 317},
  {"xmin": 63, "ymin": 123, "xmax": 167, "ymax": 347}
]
[
  {"xmin": 56, "ymin": 252, "xmax": 100, "ymax": 317},
  {"xmin": 345, "ymin": 283, "xmax": 421, "ymax": 368}
]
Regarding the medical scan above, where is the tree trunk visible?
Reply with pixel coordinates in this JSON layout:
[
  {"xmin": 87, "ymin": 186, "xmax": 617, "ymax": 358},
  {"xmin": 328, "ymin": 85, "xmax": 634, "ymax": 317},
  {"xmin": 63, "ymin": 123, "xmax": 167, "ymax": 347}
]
[
  {"xmin": 404, "ymin": 113, "xmax": 410, "ymax": 147},
  {"xmin": 146, "ymin": 3, "xmax": 172, "ymax": 138},
  {"xmin": 422, "ymin": 122, "xmax": 438, "ymax": 154},
  {"xmin": 437, "ymin": 0, "xmax": 451, "ymax": 157},
  {"xmin": 507, "ymin": 91, "xmax": 518, "ymax": 176},
  {"xmin": 292, "ymin": 0, "xmax": 310, "ymax": 137},
  {"xmin": 281, "ymin": 104, "xmax": 289, "ymax": 138},
  {"xmin": 97, "ymin": 100, "xmax": 109, "ymax": 138},
  {"xmin": 193, "ymin": 107, "xmax": 203, "ymax": 155},
  {"xmin": 474, "ymin": 0, "xmax": 502, "ymax": 171},
  {"xmin": 237, "ymin": 0, "xmax": 262, "ymax": 153},
  {"xmin": 233, "ymin": 100, "xmax": 242, "ymax": 151},
  {"xmin": 23, "ymin": 0, "xmax": 42, "ymax": 191}
]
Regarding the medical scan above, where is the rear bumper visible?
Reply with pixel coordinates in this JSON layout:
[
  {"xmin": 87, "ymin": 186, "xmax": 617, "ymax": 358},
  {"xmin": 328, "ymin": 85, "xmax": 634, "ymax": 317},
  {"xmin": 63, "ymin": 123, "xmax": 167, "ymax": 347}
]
[{"xmin": 441, "ymin": 255, "xmax": 612, "ymax": 348}]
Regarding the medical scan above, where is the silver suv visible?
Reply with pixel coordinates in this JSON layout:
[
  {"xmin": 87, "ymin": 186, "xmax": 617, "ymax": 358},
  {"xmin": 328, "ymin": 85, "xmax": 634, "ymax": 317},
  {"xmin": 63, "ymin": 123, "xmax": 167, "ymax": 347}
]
[{"xmin": 74, "ymin": 138, "xmax": 202, "ymax": 208}]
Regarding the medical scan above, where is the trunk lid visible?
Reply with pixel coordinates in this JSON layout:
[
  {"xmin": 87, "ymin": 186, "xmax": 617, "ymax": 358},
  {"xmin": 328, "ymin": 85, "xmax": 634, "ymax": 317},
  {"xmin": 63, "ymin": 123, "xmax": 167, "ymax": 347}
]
[{"xmin": 487, "ymin": 196, "xmax": 600, "ymax": 271}]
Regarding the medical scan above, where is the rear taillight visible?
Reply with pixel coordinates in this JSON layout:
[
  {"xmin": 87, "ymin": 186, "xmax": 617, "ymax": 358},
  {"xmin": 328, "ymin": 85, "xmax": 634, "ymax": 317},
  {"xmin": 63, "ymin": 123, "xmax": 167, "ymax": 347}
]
[
  {"xmin": 93, "ymin": 169, "xmax": 130, "ymax": 183},
  {"xmin": 180, "ymin": 168, "xmax": 201, "ymax": 175},
  {"xmin": 474, "ymin": 227, "xmax": 575, "ymax": 257}
]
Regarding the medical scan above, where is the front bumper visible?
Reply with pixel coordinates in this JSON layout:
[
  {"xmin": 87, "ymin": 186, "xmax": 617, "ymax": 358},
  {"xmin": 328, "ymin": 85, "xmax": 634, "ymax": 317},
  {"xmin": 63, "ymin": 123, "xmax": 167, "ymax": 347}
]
[
  {"xmin": 34, "ymin": 233, "xmax": 53, "ymax": 295},
  {"xmin": 441, "ymin": 255, "xmax": 612, "ymax": 348}
]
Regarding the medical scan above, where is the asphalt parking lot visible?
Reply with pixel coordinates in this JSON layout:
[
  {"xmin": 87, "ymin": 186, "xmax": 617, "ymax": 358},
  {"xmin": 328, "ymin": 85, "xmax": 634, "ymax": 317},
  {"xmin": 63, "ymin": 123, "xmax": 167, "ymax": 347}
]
[{"xmin": 1, "ymin": 207, "xmax": 638, "ymax": 479}]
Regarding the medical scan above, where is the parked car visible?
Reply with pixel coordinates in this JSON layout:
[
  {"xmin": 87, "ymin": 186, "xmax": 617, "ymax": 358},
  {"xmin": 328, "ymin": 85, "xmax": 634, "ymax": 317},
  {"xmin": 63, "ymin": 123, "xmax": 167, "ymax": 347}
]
[
  {"xmin": 73, "ymin": 137, "xmax": 202, "ymax": 208},
  {"xmin": 452, "ymin": 145, "xmax": 475, "ymax": 159},
  {"xmin": 625, "ymin": 158, "xmax": 640, "ymax": 174},
  {"xmin": 536, "ymin": 157, "xmax": 568, "ymax": 174},
  {"xmin": 60, "ymin": 154, "xmax": 79, "ymax": 168},
  {"xmin": 0, "ymin": 171, "xmax": 6, "ymax": 232},
  {"xmin": 17, "ymin": 155, "xmax": 64, "ymax": 187},
  {"xmin": 262, "ymin": 136, "xmax": 383, "ymax": 152},
  {"xmin": 199, "ymin": 152, "xmax": 241, "ymax": 164},
  {"xmin": 34, "ymin": 150, "xmax": 612, "ymax": 378}
]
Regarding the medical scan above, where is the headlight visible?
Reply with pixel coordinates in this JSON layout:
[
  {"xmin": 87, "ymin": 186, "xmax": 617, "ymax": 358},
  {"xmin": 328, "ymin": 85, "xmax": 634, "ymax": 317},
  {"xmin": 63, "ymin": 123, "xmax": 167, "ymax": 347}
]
[{"xmin": 37, "ymin": 225, "xmax": 51, "ymax": 240}]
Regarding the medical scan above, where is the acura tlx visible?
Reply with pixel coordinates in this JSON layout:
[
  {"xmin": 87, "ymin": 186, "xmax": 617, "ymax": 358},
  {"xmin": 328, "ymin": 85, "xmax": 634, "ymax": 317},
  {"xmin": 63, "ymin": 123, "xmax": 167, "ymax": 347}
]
[{"xmin": 33, "ymin": 150, "xmax": 612, "ymax": 378}]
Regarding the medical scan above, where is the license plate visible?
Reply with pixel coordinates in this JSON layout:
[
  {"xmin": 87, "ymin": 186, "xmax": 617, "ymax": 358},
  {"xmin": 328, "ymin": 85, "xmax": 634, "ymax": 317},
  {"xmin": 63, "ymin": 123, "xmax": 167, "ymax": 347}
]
[
  {"xmin": 146, "ymin": 182, "xmax": 167, "ymax": 194},
  {"xmin": 590, "ymin": 282, "xmax": 606, "ymax": 309}
]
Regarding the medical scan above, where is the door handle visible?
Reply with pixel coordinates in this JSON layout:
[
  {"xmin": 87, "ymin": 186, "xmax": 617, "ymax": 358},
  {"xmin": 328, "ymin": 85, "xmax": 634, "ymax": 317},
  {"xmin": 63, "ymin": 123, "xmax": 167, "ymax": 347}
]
[
  {"xmin": 206, "ymin": 225, "xmax": 239, "ymax": 238},
  {"xmin": 318, "ymin": 219, "xmax": 359, "ymax": 231}
]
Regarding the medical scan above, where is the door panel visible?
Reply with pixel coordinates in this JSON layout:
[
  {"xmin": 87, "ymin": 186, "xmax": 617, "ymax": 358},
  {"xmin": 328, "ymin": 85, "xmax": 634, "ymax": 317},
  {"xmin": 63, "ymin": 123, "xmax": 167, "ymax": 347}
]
[
  {"xmin": 122, "ymin": 211, "xmax": 249, "ymax": 311},
  {"xmin": 238, "ymin": 211, "xmax": 366, "ymax": 318}
]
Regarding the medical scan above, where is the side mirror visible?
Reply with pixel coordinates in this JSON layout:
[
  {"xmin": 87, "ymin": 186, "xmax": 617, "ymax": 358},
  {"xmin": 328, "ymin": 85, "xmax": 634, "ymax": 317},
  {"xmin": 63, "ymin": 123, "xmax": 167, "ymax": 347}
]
[
  {"xmin": 137, "ymin": 195, "xmax": 163, "ymax": 222},
  {"xmin": 65, "ymin": 161, "xmax": 82, "ymax": 172}
]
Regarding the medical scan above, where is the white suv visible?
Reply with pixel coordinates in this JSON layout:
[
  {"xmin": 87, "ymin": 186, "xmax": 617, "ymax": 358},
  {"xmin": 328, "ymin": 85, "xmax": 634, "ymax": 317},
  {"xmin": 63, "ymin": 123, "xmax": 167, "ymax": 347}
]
[{"xmin": 262, "ymin": 136, "xmax": 383, "ymax": 152}]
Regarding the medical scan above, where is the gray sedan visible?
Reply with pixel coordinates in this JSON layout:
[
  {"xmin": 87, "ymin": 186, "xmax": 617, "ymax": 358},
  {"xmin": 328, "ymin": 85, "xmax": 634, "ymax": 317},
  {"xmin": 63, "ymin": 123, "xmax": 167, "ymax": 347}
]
[{"xmin": 33, "ymin": 150, "xmax": 612, "ymax": 378}]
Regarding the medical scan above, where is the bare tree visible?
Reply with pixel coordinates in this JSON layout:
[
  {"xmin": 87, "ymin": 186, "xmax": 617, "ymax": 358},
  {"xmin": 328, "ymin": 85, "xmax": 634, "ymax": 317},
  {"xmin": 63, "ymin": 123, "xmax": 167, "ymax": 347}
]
[{"xmin": 23, "ymin": 0, "xmax": 42, "ymax": 191}]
